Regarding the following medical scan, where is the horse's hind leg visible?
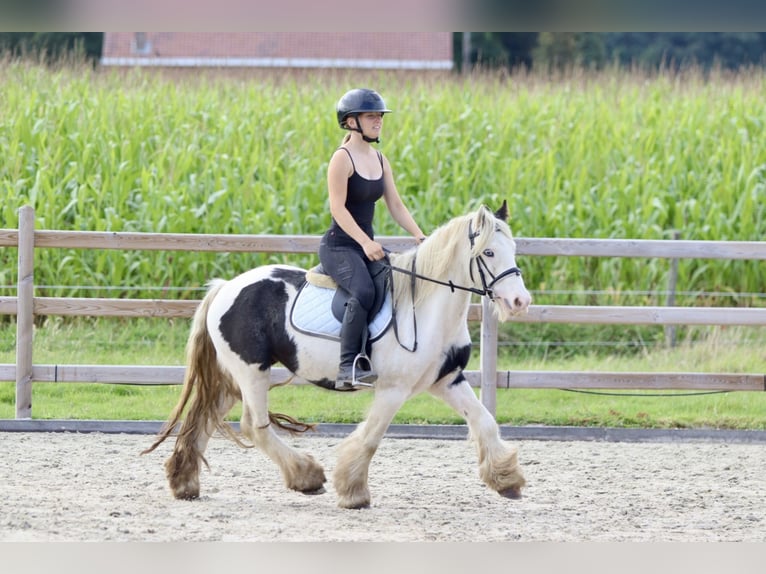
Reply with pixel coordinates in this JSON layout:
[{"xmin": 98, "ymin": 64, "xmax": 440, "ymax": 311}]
[
  {"xmin": 166, "ymin": 391, "xmax": 239, "ymax": 500},
  {"xmin": 236, "ymin": 366, "xmax": 326, "ymax": 494},
  {"xmin": 429, "ymin": 378, "xmax": 526, "ymax": 499},
  {"xmin": 334, "ymin": 388, "xmax": 408, "ymax": 509}
]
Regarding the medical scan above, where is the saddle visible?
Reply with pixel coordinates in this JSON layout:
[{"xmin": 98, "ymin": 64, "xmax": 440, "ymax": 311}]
[{"xmin": 290, "ymin": 260, "xmax": 393, "ymax": 342}]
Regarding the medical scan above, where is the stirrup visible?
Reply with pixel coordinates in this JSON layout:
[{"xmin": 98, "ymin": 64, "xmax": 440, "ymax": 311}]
[{"xmin": 335, "ymin": 353, "xmax": 377, "ymax": 390}]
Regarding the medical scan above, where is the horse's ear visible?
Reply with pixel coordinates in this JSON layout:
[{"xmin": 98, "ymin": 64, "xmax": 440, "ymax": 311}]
[{"xmin": 494, "ymin": 200, "xmax": 509, "ymax": 222}]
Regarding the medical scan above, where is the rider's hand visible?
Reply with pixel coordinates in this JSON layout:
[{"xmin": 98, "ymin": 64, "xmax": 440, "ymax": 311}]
[{"xmin": 362, "ymin": 239, "xmax": 385, "ymax": 261}]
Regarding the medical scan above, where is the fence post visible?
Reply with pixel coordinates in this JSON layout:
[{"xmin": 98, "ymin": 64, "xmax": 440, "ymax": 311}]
[
  {"xmin": 480, "ymin": 297, "xmax": 498, "ymax": 417},
  {"xmin": 16, "ymin": 206, "xmax": 35, "ymax": 419},
  {"xmin": 665, "ymin": 230, "xmax": 680, "ymax": 348}
]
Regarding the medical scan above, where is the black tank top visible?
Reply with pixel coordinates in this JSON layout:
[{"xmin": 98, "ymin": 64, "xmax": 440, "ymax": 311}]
[{"xmin": 328, "ymin": 147, "xmax": 385, "ymax": 247}]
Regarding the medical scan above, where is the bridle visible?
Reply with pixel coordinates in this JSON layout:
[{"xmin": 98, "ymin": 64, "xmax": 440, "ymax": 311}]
[
  {"xmin": 469, "ymin": 256, "xmax": 522, "ymax": 300},
  {"xmin": 387, "ymin": 221, "xmax": 522, "ymax": 300},
  {"xmin": 387, "ymin": 254, "xmax": 521, "ymax": 301},
  {"xmin": 383, "ymin": 221, "xmax": 522, "ymax": 351}
]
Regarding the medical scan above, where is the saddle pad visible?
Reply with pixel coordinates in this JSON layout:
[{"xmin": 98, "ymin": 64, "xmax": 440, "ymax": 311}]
[{"xmin": 290, "ymin": 282, "xmax": 392, "ymax": 342}]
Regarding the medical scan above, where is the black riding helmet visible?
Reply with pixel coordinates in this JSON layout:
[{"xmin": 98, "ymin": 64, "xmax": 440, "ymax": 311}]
[{"xmin": 336, "ymin": 88, "xmax": 392, "ymax": 143}]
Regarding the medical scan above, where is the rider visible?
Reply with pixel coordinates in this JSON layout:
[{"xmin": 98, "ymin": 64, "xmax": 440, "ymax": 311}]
[{"xmin": 319, "ymin": 88, "xmax": 427, "ymax": 390}]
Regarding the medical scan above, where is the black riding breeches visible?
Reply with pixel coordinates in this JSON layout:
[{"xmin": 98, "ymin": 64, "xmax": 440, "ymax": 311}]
[{"xmin": 318, "ymin": 239, "xmax": 376, "ymax": 312}]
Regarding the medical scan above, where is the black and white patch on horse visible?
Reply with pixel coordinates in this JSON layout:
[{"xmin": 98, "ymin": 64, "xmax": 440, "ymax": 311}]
[
  {"xmin": 218, "ymin": 273, "xmax": 300, "ymax": 371},
  {"xmin": 436, "ymin": 344, "xmax": 472, "ymax": 387},
  {"xmin": 143, "ymin": 201, "xmax": 532, "ymax": 509}
]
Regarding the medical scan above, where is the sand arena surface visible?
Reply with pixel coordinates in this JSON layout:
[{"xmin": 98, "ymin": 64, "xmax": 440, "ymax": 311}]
[{"xmin": 1, "ymin": 431, "xmax": 764, "ymax": 542}]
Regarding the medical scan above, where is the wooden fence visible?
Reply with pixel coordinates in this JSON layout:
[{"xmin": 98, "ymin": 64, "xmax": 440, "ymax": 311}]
[{"xmin": 2, "ymin": 205, "xmax": 765, "ymax": 420}]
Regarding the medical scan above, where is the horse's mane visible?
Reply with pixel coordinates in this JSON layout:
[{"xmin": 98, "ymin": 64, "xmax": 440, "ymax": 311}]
[{"xmin": 389, "ymin": 205, "xmax": 513, "ymax": 307}]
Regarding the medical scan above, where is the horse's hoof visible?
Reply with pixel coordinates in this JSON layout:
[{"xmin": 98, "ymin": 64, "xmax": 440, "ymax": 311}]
[
  {"xmin": 337, "ymin": 497, "xmax": 371, "ymax": 509},
  {"xmin": 170, "ymin": 482, "xmax": 200, "ymax": 500},
  {"xmin": 301, "ymin": 486, "xmax": 326, "ymax": 495},
  {"xmin": 498, "ymin": 486, "xmax": 523, "ymax": 500},
  {"xmin": 173, "ymin": 490, "xmax": 200, "ymax": 501}
]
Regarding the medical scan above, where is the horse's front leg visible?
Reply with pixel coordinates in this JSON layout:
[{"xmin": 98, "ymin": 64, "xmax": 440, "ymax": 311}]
[
  {"xmin": 334, "ymin": 387, "xmax": 408, "ymax": 509},
  {"xmin": 429, "ymin": 376, "xmax": 526, "ymax": 499}
]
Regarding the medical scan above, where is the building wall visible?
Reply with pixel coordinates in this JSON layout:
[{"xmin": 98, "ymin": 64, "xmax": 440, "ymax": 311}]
[{"xmin": 101, "ymin": 33, "xmax": 454, "ymax": 70}]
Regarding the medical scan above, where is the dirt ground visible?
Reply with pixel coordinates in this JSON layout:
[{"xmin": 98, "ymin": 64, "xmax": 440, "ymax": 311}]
[{"xmin": 1, "ymin": 431, "xmax": 765, "ymax": 542}]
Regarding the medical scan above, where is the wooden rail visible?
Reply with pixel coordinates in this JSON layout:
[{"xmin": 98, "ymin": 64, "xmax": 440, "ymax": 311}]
[
  {"xmin": 2, "ymin": 205, "xmax": 766, "ymax": 419},
  {"xmin": 0, "ymin": 364, "xmax": 762, "ymax": 391}
]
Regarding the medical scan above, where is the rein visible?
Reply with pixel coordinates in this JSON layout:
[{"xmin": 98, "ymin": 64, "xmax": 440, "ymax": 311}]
[
  {"xmin": 382, "ymin": 227, "xmax": 522, "ymax": 352},
  {"xmin": 386, "ymin": 258, "xmax": 488, "ymax": 297}
]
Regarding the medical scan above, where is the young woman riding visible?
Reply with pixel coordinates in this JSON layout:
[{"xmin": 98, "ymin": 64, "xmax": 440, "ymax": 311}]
[{"xmin": 318, "ymin": 88, "xmax": 427, "ymax": 390}]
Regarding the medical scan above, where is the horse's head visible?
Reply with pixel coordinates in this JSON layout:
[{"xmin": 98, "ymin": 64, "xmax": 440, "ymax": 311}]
[
  {"xmin": 392, "ymin": 200, "xmax": 532, "ymax": 318},
  {"xmin": 469, "ymin": 200, "xmax": 532, "ymax": 321}
]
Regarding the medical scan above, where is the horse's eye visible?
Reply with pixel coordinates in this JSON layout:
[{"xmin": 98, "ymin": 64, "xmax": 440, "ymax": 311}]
[{"xmin": 483, "ymin": 249, "xmax": 494, "ymax": 257}]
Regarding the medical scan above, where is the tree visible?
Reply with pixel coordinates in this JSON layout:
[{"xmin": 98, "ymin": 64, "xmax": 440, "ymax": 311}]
[
  {"xmin": 532, "ymin": 33, "xmax": 606, "ymax": 71},
  {"xmin": 601, "ymin": 32, "xmax": 766, "ymax": 71},
  {"xmin": 456, "ymin": 32, "xmax": 766, "ymax": 74},
  {"xmin": 496, "ymin": 33, "xmax": 538, "ymax": 70},
  {"xmin": 453, "ymin": 33, "xmax": 539, "ymax": 73},
  {"xmin": 0, "ymin": 33, "xmax": 103, "ymax": 63}
]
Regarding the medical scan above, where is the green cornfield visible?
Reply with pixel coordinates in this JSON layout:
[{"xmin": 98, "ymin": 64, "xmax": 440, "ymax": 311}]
[{"xmin": 1, "ymin": 60, "xmax": 765, "ymax": 352}]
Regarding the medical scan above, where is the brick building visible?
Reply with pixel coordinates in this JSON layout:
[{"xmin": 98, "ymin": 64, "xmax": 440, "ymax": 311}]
[{"xmin": 100, "ymin": 33, "xmax": 454, "ymax": 70}]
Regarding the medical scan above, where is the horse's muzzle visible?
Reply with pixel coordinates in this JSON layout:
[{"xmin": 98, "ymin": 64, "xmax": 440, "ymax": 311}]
[{"xmin": 498, "ymin": 292, "xmax": 532, "ymax": 319}]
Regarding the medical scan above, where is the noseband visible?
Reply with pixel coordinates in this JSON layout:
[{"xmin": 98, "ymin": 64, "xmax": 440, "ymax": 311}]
[{"xmin": 470, "ymin": 255, "xmax": 522, "ymax": 301}]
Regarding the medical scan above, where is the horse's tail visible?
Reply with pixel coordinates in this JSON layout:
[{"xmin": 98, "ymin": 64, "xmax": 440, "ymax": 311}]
[{"xmin": 142, "ymin": 279, "xmax": 244, "ymax": 458}]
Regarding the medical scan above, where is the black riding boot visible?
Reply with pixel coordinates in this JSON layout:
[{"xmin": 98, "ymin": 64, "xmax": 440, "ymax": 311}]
[{"xmin": 335, "ymin": 297, "xmax": 377, "ymax": 390}]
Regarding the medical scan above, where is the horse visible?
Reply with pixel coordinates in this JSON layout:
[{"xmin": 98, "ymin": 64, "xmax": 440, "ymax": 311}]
[{"xmin": 143, "ymin": 201, "xmax": 532, "ymax": 509}]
